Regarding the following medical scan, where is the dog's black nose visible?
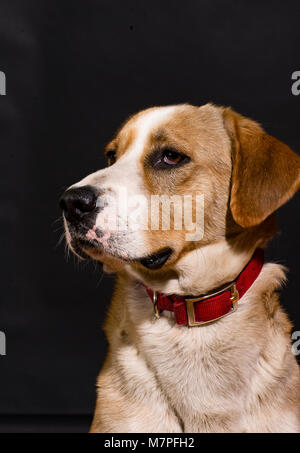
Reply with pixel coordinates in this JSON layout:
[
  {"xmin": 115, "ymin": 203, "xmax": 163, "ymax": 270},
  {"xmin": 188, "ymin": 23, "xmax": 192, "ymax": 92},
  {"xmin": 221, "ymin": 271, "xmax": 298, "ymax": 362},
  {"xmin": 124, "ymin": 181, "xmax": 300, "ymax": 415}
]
[{"xmin": 59, "ymin": 185, "xmax": 98, "ymax": 222}]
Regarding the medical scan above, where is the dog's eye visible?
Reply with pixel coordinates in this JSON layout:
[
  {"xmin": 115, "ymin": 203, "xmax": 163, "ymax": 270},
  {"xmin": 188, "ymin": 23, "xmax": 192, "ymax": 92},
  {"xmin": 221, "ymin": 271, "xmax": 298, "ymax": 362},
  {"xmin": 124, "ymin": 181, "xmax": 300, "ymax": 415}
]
[
  {"xmin": 163, "ymin": 150, "xmax": 184, "ymax": 166},
  {"xmin": 147, "ymin": 148, "xmax": 190, "ymax": 170},
  {"xmin": 106, "ymin": 150, "xmax": 116, "ymax": 166}
]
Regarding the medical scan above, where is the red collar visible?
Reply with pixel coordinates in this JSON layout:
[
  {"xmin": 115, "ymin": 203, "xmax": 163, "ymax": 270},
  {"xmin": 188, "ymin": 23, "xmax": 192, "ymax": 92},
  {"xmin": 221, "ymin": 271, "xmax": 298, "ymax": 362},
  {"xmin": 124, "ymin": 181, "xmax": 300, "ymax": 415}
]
[{"xmin": 145, "ymin": 249, "xmax": 264, "ymax": 327}]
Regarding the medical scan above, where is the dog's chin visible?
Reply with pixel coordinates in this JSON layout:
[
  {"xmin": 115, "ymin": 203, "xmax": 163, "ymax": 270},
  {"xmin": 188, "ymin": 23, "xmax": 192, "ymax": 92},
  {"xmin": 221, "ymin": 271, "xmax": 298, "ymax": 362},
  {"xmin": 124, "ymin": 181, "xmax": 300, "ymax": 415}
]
[
  {"xmin": 69, "ymin": 235, "xmax": 173, "ymax": 272},
  {"xmin": 68, "ymin": 237, "xmax": 125, "ymax": 273},
  {"xmin": 85, "ymin": 248, "xmax": 126, "ymax": 273},
  {"xmin": 69, "ymin": 237, "xmax": 101, "ymax": 259},
  {"xmin": 83, "ymin": 245, "xmax": 173, "ymax": 269}
]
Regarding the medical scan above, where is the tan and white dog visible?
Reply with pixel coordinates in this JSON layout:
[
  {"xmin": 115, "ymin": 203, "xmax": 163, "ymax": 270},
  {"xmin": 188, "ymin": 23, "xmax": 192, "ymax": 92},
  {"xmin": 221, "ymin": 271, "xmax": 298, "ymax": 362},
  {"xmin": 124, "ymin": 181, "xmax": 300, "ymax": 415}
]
[{"xmin": 60, "ymin": 104, "xmax": 300, "ymax": 433}]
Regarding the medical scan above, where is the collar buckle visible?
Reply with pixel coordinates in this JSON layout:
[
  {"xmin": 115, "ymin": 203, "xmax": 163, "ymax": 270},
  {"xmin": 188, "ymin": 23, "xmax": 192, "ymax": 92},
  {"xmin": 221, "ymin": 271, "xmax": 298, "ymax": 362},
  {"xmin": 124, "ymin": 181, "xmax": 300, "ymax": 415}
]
[
  {"xmin": 153, "ymin": 291, "xmax": 160, "ymax": 319},
  {"xmin": 185, "ymin": 282, "xmax": 239, "ymax": 327}
]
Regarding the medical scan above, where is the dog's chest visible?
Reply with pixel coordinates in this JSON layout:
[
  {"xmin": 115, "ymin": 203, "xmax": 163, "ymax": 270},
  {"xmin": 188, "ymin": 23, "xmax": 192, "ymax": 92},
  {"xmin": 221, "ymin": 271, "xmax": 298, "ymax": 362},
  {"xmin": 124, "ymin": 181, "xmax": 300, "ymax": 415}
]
[{"xmin": 126, "ymin": 292, "xmax": 255, "ymax": 430}]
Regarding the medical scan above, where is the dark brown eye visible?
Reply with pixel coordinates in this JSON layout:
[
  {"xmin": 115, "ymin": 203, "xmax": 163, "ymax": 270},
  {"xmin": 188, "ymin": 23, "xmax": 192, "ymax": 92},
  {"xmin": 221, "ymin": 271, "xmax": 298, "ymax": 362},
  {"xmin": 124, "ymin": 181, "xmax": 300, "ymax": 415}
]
[
  {"xmin": 163, "ymin": 150, "xmax": 184, "ymax": 166},
  {"xmin": 147, "ymin": 147, "xmax": 190, "ymax": 170},
  {"xmin": 106, "ymin": 150, "xmax": 116, "ymax": 166}
]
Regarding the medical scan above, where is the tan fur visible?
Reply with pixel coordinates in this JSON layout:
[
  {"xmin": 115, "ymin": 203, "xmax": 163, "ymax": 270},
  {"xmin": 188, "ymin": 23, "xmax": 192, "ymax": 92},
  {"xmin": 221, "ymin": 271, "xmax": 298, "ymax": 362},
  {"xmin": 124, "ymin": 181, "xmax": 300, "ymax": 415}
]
[
  {"xmin": 63, "ymin": 104, "xmax": 300, "ymax": 432},
  {"xmin": 91, "ymin": 264, "xmax": 300, "ymax": 433},
  {"xmin": 224, "ymin": 108, "xmax": 300, "ymax": 228}
]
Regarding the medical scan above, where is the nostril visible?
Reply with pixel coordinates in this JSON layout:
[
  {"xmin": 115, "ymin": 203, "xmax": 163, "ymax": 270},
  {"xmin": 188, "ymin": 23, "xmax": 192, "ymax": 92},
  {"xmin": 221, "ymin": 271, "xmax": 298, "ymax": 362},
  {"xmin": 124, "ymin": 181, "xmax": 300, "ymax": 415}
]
[
  {"xmin": 73, "ymin": 197, "xmax": 96, "ymax": 214},
  {"xmin": 59, "ymin": 185, "xmax": 98, "ymax": 221}
]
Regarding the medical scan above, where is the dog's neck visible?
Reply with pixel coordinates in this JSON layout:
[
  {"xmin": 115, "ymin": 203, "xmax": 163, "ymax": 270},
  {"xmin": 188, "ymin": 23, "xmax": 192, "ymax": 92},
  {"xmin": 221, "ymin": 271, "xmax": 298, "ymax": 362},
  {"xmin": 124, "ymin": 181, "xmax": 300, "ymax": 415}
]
[{"xmin": 126, "ymin": 239, "xmax": 258, "ymax": 297}]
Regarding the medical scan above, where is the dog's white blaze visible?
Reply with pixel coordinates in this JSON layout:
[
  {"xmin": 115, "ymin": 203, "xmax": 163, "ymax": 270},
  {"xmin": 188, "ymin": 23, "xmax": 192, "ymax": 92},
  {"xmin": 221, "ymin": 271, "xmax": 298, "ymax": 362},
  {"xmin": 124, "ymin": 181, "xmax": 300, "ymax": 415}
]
[
  {"xmin": 102, "ymin": 106, "xmax": 177, "ymax": 188},
  {"xmin": 122, "ymin": 106, "xmax": 177, "ymax": 161},
  {"xmin": 96, "ymin": 107, "xmax": 176, "ymax": 256},
  {"xmin": 73, "ymin": 106, "xmax": 177, "ymax": 258}
]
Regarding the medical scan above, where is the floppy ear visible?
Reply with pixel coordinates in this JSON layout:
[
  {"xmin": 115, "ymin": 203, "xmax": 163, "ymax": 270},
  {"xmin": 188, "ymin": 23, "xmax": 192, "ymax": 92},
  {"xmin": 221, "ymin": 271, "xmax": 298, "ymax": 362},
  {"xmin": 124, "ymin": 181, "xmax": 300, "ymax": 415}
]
[{"xmin": 223, "ymin": 108, "xmax": 300, "ymax": 228}]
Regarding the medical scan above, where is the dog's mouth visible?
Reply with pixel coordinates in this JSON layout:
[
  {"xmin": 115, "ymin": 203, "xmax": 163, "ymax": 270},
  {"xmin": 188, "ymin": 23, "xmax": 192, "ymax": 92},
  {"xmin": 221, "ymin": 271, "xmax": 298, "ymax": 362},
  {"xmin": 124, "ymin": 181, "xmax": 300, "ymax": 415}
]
[
  {"xmin": 70, "ymin": 237, "xmax": 102, "ymax": 259},
  {"xmin": 70, "ymin": 233, "xmax": 173, "ymax": 270},
  {"xmin": 138, "ymin": 248, "xmax": 173, "ymax": 270},
  {"xmin": 65, "ymin": 218, "xmax": 173, "ymax": 269}
]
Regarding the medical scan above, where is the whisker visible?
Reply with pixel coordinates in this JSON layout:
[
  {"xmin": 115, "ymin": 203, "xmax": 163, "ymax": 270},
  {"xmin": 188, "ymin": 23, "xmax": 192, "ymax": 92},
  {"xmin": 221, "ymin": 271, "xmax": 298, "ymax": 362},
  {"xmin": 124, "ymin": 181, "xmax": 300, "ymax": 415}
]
[
  {"xmin": 55, "ymin": 232, "xmax": 66, "ymax": 250},
  {"xmin": 96, "ymin": 265, "xmax": 105, "ymax": 287},
  {"xmin": 51, "ymin": 217, "xmax": 63, "ymax": 227},
  {"xmin": 53, "ymin": 225, "xmax": 64, "ymax": 233}
]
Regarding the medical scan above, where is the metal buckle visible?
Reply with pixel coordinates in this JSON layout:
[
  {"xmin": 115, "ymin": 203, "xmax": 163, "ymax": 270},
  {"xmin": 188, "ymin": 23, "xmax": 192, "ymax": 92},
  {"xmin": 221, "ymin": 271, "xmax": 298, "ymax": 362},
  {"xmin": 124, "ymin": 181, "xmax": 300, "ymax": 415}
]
[
  {"xmin": 153, "ymin": 291, "xmax": 160, "ymax": 319},
  {"xmin": 185, "ymin": 282, "xmax": 239, "ymax": 327}
]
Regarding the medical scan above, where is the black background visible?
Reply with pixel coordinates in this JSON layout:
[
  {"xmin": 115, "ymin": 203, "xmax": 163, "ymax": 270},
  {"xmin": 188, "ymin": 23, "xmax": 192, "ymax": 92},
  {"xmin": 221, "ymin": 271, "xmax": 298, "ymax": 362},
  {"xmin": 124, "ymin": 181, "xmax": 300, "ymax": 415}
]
[{"xmin": 0, "ymin": 0, "xmax": 299, "ymax": 433}]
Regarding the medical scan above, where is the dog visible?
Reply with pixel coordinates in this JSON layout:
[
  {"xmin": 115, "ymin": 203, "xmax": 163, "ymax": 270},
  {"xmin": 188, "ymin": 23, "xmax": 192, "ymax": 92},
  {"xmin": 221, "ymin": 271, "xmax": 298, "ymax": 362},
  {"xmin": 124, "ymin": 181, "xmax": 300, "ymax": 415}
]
[{"xmin": 60, "ymin": 104, "xmax": 300, "ymax": 432}]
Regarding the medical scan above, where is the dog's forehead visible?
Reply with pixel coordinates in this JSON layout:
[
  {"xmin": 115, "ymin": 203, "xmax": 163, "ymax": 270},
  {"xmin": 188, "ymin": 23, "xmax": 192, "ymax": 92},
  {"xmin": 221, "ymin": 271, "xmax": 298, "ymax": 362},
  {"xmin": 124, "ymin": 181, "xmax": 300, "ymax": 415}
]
[
  {"xmin": 110, "ymin": 104, "xmax": 225, "ymax": 161},
  {"xmin": 113, "ymin": 105, "xmax": 178, "ymax": 158}
]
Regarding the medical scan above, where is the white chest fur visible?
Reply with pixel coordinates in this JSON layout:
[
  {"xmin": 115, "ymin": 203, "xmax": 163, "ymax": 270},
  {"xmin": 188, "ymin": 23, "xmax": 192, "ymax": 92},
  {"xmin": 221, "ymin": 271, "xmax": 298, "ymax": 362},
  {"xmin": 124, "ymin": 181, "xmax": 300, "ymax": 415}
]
[{"xmin": 113, "ymin": 263, "xmax": 299, "ymax": 432}]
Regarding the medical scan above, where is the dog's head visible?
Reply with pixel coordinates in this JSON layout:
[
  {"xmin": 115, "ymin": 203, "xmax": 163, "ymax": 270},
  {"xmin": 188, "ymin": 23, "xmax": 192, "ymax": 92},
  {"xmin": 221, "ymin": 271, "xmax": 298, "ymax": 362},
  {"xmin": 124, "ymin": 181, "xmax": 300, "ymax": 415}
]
[{"xmin": 60, "ymin": 104, "xmax": 300, "ymax": 286}]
